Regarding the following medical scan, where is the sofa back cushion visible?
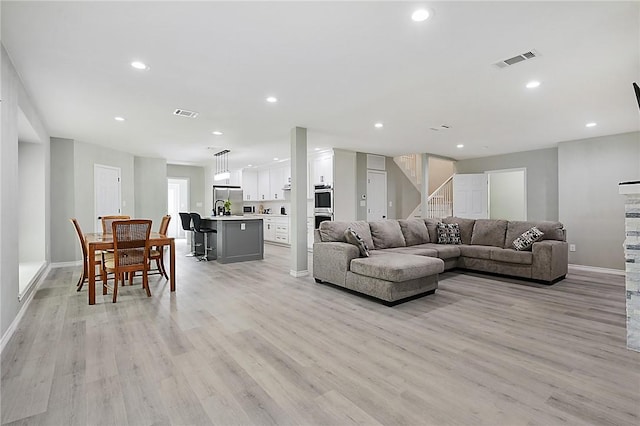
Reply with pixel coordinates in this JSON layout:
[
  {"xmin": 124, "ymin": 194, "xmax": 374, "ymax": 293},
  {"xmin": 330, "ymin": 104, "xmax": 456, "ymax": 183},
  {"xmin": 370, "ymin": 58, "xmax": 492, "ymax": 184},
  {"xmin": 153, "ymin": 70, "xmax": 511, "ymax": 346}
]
[
  {"xmin": 442, "ymin": 217, "xmax": 475, "ymax": 245},
  {"xmin": 471, "ymin": 219, "xmax": 508, "ymax": 247},
  {"xmin": 424, "ymin": 219, "xmax": 440, "ymax": 243},
  {"xmin": 319, "ymin": 221, "xmax": 375, "ymax": 250},
  {"xmin": 398, "ymin": 219, "xmax": 430, "ymax": 246},
  {"xmin": 370, "ymin": 220, "xmax": 406, "ymax": 249},
  {"xmin": 505, "ymin": 221, "xmax": 565, "ymax": 248}
]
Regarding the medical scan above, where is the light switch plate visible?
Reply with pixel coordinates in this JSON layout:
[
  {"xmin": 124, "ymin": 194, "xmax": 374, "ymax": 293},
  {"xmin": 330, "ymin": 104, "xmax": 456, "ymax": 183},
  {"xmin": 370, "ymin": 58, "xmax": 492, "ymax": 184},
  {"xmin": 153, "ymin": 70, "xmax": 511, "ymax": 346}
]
[
  {"xmin": 360, "ymin": 200, "xmax": 366, "ymax": 207},
  {"xmin": 241, "ymin": 223, "xmax": 246, "ymax": 230}
]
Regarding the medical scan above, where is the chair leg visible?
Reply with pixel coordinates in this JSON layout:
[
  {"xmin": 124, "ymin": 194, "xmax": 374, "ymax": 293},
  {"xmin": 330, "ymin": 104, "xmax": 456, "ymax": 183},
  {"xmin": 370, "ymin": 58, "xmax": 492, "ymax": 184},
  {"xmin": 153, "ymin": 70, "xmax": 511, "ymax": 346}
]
[
  {"xmin": 77, "ymin": 258, "xmax": 88, "ymax": 291},
  {"xmin": 143, "ymin": 271, "xmax": 151, "ymax": 297},
  {"xmin": 112, "ymin": 273, "xmax": 119, "ymax": 303},
  {"xmin": 158, "ymin": 255, "xmax": 168, "ymax": 280}
]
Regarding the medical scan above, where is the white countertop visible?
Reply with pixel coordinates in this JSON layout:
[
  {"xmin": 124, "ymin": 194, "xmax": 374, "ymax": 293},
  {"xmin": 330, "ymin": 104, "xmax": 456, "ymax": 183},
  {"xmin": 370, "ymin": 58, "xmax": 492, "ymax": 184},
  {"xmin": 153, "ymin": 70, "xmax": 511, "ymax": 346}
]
[{"xmin": 204, "ymin": 215, "xmax": 264, "ymax": 221}]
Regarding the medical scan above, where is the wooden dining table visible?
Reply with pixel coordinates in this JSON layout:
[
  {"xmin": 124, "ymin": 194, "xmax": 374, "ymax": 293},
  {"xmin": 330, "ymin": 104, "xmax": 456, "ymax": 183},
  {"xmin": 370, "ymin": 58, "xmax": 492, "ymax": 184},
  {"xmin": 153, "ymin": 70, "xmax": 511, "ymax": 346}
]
[{"xmin": 84, "ymin": 232, "xmax": 175, "ymax": 305}]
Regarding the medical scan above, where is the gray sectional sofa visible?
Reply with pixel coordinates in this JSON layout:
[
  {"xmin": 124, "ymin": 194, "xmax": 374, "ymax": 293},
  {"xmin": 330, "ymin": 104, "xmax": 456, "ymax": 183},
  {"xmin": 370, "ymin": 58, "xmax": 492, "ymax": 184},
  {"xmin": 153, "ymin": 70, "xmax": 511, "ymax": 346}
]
[{"xmin": 313, "ymin": 217, "xmax": 568, "ymax": 304}]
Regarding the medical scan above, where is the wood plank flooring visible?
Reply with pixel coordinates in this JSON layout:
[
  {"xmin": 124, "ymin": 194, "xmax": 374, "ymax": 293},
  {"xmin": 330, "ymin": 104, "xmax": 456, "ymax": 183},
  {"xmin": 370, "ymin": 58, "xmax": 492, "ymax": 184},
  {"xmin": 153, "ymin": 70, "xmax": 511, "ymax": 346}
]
[{"xmin": 2, "ymin": 241, "xmax": 639, "ymax": 425}]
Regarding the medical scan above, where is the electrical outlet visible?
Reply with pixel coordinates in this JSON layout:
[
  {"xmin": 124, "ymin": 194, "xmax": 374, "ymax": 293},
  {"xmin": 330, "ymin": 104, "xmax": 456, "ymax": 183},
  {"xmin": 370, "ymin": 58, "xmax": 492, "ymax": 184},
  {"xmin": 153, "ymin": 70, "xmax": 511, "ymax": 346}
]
[
  {"xmin": 569, "ymin": 244, "xmax": 576, "ymax": 252},
  {"xmin": 241, "ymin": 223, "xmax": 246, "ymax": 230},
  {"xmin": 389, "ymin": 201, "xmax": 393, "ymax": 207}
]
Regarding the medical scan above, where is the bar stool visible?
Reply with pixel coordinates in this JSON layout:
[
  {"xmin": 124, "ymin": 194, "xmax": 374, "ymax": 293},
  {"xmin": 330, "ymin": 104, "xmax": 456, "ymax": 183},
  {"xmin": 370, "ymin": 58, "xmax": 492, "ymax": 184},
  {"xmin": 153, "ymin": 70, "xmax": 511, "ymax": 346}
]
[
  {"xmin": 179, "ymin": 212, "xmax": 196, "ymax": 257},
  {"xmin": 189, "ymin": 213, "xmax": 216, "ymax": 261}
]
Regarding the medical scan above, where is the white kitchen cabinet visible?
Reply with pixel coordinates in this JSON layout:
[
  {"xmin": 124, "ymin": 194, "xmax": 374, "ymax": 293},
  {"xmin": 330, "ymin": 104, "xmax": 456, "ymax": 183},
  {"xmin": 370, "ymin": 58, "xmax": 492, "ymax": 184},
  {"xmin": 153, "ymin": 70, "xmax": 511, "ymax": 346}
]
[
  {"xmin": 311, "ymin": 154, "xmax": 333, "ymax": 187},
  {"xmin": 275, "ymin": 217, "xmax": 289, "ymax": 244},
  {"xmin": 269, "ymin": 166, "xmax": 285, "ymax": 201},
  {"xmin": 307, "ymin": 218, "xmax": 314, "ymax": 250},
  {"xmin": 263, "ymin": 218, "xmax": 276, "ymax": 241},
  {"xmin": 258, "ymin": 169, "xmax": 270, "ymax": 201},
  {"xmin": 242, "ymin": 169, "xmax": 258, "ymax": 201}
]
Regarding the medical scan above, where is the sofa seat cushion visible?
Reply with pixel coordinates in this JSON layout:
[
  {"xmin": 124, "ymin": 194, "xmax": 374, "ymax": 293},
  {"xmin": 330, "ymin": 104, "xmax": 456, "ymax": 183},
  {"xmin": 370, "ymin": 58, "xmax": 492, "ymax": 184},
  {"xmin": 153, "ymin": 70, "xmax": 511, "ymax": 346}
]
[
  {"xmin": 459, "ymin": 245, "xmax": 494, "ymax": 260},
  {"xmin": 471, "ymin": 219, "xmax": 508, "ymax": 247},
  {"xmin": 491, "ymin": 248, "xmax": 533, "ymax": 265},
  {"xmin": 351, "ymin": 254, "xmax": 444, "ymax": 282},
  {"xmin": 417, "ymin": 243, "xmax": 461, "ymax": 259},
  {"xmin": 370, "ymin": 220, "xmax": 406, "ymax": 249},
  {"xmin": 398, "ymin": 219, "xmax": 430, "ymax": 246},
  {"xmin": 378, "ymin": 247, "xmax": 438, "ymax": 257},
  {"xmin": 505, "ymin": 221, "xmax": 565, "ymax": 248}
]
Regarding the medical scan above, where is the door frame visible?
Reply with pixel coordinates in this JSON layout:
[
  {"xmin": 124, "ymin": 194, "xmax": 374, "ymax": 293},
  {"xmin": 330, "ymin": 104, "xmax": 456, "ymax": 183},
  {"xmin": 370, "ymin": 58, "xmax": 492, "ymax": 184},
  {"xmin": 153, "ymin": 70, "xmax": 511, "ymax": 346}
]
[
  {"xmin": 485, "ymin": 167, "xmax": 527, "ymax": 221},
  {"xmin": 94, "ymin": 164, "xmax": 122, "ymax": 232},
  {"xmin": 367, "ymin": 170, "xmax": 387, "ymax": 221},
  {"xmin": 167, "ymin": 177, "xmax": 190, "ymax": 238}
]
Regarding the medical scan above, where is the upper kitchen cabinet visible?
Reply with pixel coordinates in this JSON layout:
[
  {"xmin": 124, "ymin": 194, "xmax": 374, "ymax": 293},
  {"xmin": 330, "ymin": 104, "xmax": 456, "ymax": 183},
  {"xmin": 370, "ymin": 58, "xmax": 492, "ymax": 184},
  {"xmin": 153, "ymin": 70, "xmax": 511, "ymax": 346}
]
[
  {"xmin": 258, "ymin": 169, "xmax": 270, "ymax": 201},
  {"xmin": 311, "ymin": 152, "xmax": 333, "ymax": 187},
  {"xmin": 268, "ymin": 165, "xmax": 291, "ymax": 201},
  {"xmin": 242, "ymin": 169, "xmax": 258, "ymax": 201}
]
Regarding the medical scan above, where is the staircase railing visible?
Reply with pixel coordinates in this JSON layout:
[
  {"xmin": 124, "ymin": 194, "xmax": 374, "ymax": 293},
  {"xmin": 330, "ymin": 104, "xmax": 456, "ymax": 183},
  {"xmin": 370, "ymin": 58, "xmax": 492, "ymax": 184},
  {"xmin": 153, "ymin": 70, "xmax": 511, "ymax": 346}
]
[{"xmin": 409, "ymin": 174, "xmax": 454, "ymax": 219}]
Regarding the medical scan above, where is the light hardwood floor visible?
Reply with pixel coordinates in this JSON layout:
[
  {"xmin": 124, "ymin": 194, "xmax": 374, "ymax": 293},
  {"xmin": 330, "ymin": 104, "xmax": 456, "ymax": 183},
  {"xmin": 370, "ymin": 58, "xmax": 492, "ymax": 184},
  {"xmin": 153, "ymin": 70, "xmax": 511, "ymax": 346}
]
[{"xmin": 2, "ymin": 241, "xmax": 639, "ymax": 425}]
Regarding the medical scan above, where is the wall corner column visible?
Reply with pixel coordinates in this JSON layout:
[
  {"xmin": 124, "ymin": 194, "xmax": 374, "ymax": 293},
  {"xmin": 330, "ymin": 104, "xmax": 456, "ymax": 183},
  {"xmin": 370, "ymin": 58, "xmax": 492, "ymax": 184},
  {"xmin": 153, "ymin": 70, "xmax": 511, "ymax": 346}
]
[{"xmin": 290, "ymin": 127, "xmax": 308, "ymax": 277}]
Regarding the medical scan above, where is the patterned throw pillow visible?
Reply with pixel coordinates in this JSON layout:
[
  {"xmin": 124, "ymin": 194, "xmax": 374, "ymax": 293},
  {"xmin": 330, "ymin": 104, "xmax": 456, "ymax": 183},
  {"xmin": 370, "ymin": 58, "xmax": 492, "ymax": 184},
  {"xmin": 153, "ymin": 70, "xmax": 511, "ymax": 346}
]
[
  {"xmin": 512, "ymin": 227, "xmax": 544, "ymax": 251},
  {"xmin": 344, "ymin": 228, "xmax": 370, "ymax": 257},
  {"xmin": 437, "ymin": 222, "xmax": 461, "ymax": 245}
]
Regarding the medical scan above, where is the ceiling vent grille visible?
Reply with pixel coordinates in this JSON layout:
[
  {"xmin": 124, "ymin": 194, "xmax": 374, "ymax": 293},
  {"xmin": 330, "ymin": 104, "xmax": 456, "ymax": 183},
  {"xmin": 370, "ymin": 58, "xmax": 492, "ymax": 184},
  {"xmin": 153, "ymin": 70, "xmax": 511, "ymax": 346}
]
[
  {"xmin": 173, "ymin": 109, "xmax": 199, "ymax": 118},
  {"xmin": 494, "ymin": 50, "xmax": 539, "ymax": 69}
]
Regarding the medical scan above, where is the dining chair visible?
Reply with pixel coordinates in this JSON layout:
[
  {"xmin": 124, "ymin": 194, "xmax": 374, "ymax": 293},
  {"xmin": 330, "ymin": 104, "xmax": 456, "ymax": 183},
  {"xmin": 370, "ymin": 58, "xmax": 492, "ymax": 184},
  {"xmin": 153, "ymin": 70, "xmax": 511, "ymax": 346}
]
[
  {"xmin": 102, "ymin": 219, "xmax": 152, "ymax": 303},
  {"xmin": 149, "ymin": 215, "xmax": 171, "ymax": 279},
  {"xmin": 70, "ymin": 218, "xmax": 112, "ymax": 291},
  {"xmin": 190, "ymin": 212, "xmax": 216, "ymax": 261},
  {"xmin": 101, "ymin": 215, "xmax": 130, "ymax": 234}
]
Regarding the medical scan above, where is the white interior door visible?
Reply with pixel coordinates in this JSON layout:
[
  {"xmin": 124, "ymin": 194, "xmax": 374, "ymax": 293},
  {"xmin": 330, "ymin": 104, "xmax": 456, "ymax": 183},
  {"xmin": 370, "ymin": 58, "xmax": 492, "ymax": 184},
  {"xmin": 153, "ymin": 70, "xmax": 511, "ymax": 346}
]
[
  {"xmin": 367, "ymin": 170, "xmax": 387, "ymax": 221},
  {"xmin": 94, "ymin": 164, "xmax": 121, "ymax": 232},
  {"xmin": 453, "ymin": 173, "xmax": 488, "ymax": 219},
  {"xmin": 167, "ymin": 178, "xmax": 189, "ymax": 238}
]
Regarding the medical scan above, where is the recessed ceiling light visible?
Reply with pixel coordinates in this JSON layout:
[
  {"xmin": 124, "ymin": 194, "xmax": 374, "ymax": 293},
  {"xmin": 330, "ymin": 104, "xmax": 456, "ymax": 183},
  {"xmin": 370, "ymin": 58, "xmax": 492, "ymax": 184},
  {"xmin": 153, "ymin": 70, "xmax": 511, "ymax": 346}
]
[
  {"xmin": 586, "ymin": 122, "xmax": 597, "ymax": 127},
  {"xmin": 131, "ymin": 61, "xmax": 148, "ymax": 70},
  {"xmin": 114, "ymin": 116, "xmax": 125, "ymax": 121},
  {"xmin": 266, "ymin": 96, "xmax": 278, "ymax": 103},
  {"xmin": 411, "ymin": 9, "xmax": 430, "ymax": 22},
  {"xmin": 526, "ymin": 80, "xmax": 541, "ymax": 89},
  {"xmin": 247, "ymin": 164, "xmax": 253, "ymax": 167},
  {"xmin": 314, "ymin": 147, "xmax": 321, "ymax": 151},
  {"xmin": 456, "ymin": 144, "xmax": 464, "ymax": 148},
  {"xmin": 273, "ymin": 157, "xmax": 279, "ymax": 161},
  {"xmin": 212, "ymin": 131, "xmax": 223, "ymax": 135},
  {"xmin": 374, "ymin": 122, "xmax": 384, "ymax": 128}
]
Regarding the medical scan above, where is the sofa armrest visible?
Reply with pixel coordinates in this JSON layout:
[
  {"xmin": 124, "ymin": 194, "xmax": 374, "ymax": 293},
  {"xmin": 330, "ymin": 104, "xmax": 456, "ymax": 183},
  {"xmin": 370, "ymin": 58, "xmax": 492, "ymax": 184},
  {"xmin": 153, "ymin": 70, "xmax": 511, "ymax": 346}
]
[
  {"xmin": 531, "ymin": 240, "xmax": 568, "ymax": 282},
  {"xmin": 313, "ymin": 242, "xmax": 360, "ymax": 286}
]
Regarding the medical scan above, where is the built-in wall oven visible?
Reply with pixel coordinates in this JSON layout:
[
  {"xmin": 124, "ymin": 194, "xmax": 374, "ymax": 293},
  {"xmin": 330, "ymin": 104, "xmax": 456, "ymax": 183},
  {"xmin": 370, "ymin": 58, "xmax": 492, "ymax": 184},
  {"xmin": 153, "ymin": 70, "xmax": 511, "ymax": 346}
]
[{"xmin": 314, "ymin": 185, "xmax": 333, "ymax": 229}]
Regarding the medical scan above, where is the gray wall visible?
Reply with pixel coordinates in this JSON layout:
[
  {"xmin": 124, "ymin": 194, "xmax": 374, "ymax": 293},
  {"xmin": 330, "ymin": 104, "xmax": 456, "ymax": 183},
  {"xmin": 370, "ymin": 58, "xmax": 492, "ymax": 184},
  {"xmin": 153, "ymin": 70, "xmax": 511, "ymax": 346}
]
[
  {"xmin": 134, "ymin": 156, "xmax": 168, "ymax": 229},
  {"xmin": 50, "ymin": 138, "xmax": 77, "ymax": 263},
  {"xmin": 167, "ymin": 164, "xmax": 206, "ymax": 213},
  {"xmin": 355, "ymin": 153, "xmax": 368, "ymax": 220},
  {"xmin": 428, "ymin": 157, "xmax": 454, "ymax": 194},
  {"xmin": 1, "ymin": 45, "xmax": 50, "ymax": 339},
  {"xmin": 455, "ymin": 147, "xmax": 559, "ymax": 221},
  {"xmin": 558, "ymin": 131, "xmax": 640, "ymax": 270},
  {"xmin": 333, "ymin": 149, "xmax": 357, "ymax": 221},
  {"xmin": 386, "ymin": 157, "xmax": 421, "ymax": 219}
]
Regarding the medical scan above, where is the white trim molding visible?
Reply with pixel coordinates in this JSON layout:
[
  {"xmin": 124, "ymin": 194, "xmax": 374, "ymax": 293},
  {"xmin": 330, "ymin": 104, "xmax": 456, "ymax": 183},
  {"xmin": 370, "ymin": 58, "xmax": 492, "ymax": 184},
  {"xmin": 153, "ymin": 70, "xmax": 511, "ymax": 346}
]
[
  {"xmin": 568, "ymin": 264, "xmax": 624, "ymax": 276},
  {"xmin": 290, "ymin": 269, "xmax": 309, "ymax": 278},
  {"xmin": 50, "ymin": 260, "xmax": 83, "ymax": 268}
]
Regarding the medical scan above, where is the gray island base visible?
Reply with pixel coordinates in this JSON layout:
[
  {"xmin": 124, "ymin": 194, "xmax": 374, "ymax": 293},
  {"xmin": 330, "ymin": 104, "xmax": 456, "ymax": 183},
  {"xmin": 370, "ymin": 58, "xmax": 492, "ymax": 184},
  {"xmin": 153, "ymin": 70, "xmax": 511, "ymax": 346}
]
[{"xmin": 202, "ymin": 216, "xmax": 264, "ymax": 264}]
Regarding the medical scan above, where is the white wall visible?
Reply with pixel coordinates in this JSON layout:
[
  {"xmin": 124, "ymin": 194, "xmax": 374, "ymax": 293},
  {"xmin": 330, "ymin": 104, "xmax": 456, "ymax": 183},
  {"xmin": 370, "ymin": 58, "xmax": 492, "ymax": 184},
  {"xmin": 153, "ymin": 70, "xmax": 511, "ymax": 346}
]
[
  {"xmin": 18, "ymin": 141, "xmax": 46, "ymax": 262},
  {"xmin": 559, "ymin": 131, "xmax": 640, "ymax": 270},
  {"xmin": 167, "ymin": 164, "xmax": 206, "ymax": 213},
  {"xmin": 489, "ymin": 170, "xmax": 526, "ymax": 221},
  {"xmin": 428, "ymin": 157, "xmax": 455, "ymax": 194},
  {"xmin": 1, "ymin": 45, "xmax": 50, "ymax": 339}
]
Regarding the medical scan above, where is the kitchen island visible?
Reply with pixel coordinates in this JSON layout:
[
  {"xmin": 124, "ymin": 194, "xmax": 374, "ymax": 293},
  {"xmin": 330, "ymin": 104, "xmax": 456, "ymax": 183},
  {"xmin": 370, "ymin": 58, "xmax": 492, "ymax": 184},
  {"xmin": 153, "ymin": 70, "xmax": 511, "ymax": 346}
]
[{"xmin": 201, "ymin": 216, "xmax": 263, "ymax": 263}]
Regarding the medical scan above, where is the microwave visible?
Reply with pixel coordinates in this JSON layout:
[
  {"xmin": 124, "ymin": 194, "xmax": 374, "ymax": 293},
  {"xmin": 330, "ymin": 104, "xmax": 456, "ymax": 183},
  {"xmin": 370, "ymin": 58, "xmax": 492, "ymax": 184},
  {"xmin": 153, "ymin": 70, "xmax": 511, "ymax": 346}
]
[
  {"xmin": 243, "ymin": 206, "xmax": 255, "ymax": 213},
  {"xmin": 314, "ymin": 188, "xmax": 333, "ymax": 213}
]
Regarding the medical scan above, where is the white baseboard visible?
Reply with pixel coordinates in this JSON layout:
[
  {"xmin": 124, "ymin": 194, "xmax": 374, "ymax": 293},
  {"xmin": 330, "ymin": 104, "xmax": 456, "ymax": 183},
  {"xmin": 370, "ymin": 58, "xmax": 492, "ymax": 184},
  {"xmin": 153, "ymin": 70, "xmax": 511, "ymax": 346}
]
[
  {"xmin": 50, "ymin": 260, "xmax": 82, "ymax": 268},
  {"xmin": 569, "ymin": 264, "xmax": 625, "ymax": 276},
  {"xmin": 290, "ymin": 269, "xmax": 309, "ymax": 278},
  {"xmin": 1, "ymin": 263, "xmax": 51, "ymax": 354}
]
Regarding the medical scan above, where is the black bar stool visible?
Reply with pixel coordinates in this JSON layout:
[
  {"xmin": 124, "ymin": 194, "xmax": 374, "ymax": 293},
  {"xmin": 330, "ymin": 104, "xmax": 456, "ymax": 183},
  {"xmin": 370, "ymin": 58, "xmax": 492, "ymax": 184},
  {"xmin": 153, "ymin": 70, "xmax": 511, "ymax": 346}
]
[
  {"xmin": 179, "ymin": 212, "xmax": 196, "ymax": 257},
  {"xmin": 189, "ymin": 213, "xmax": 216, "ymax": 261}
]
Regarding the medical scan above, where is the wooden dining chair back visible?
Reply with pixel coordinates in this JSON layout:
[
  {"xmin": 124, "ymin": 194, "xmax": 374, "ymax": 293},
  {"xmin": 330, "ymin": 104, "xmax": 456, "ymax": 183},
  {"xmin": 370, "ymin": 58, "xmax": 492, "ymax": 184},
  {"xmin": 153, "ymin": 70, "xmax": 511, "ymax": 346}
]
[
  {"xmin": 102, "ymin": 219, "xmax": 152, "ymax": 303},
  {"xmin": 150, "ymin": 215, "xmax": 171, "ymax": 279},
  {"xmin": 101, "ymin": 215, "xmax": 130, "ymax": 234},
  {"xmin": 70, "ymin": 218, "xmax": 111, "ymax": 291}
]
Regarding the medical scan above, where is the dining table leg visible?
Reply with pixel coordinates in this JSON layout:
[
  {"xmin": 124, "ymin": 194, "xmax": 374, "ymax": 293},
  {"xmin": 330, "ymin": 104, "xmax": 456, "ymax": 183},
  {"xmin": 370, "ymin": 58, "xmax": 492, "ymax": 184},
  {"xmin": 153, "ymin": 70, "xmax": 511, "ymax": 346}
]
[
  {"xmin": 170, "ymin": 239, "xmax": 175, "ymax": 292},
  {"xmin": 88, "ymin": 245, "xmax": 96, "ymax": 305}
]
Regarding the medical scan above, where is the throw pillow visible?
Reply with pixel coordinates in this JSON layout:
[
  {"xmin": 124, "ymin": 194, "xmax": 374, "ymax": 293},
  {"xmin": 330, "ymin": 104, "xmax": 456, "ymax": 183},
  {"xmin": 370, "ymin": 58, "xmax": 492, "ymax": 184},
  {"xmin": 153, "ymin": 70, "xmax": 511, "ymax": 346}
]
[
  {"xmin": 344, "ymin": 228, "xmax": 370, "ymax": 257},
  {"xmin": 437, "ymin": 222, "xmax": 461, "ymax": 245},
  {"xmin": 512, "ymin": 227, "xmax": 544, "ymax": 251}
]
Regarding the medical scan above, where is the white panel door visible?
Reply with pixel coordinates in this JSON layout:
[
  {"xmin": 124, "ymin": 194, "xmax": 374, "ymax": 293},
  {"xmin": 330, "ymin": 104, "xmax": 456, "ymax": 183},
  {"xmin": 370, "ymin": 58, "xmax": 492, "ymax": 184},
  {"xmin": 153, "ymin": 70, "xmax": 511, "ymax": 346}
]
[
  {"xmin": 453, "ymin": 173, "xmax": 488, "ymax": 219},
  {"xmin": 367, "ymin": 170, "xmax": 387, "ymax": 221},
  {"xmin": 94, "ymin": 164, "xmax": 121, "ymax": 232}
]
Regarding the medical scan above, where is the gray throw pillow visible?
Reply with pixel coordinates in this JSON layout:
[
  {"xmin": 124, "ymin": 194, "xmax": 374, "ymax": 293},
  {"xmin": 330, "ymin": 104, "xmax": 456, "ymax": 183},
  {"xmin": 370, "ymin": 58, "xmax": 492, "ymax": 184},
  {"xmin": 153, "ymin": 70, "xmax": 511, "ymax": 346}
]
[
  {"xmin": 398, "ymin": 219, "xmax": 430, "ymax": 246},
  {"xmin": 344, "ymin": 228, "xmax": 370, "ymax": 257},
  {"xmin": 437, "ymin": 222, "xmax": 461, "ymax": 245},
  {"xmin": 512, "ymin": 227, "xmax": 544, "ymax": 251}
]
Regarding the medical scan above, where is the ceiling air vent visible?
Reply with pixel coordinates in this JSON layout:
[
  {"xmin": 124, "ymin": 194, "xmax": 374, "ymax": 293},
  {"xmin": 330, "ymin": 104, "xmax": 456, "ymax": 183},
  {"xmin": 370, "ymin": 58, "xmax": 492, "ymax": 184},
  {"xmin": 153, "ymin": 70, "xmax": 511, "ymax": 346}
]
[
  {"xmin": 493, "ymin": 50, "xmax": 540, "ymax": 69},
  {"xmin": 173, "ymin": 109, "xmax": 199, "ymax": 118}
]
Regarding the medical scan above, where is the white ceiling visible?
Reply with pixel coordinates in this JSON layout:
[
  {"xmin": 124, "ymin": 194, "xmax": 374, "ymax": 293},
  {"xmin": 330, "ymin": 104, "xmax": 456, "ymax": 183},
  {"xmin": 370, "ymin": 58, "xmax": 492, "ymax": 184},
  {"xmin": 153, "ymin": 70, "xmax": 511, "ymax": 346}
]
[{"xmin": 3, "ymin": 1, "xmax": 639, "ymax": 170}]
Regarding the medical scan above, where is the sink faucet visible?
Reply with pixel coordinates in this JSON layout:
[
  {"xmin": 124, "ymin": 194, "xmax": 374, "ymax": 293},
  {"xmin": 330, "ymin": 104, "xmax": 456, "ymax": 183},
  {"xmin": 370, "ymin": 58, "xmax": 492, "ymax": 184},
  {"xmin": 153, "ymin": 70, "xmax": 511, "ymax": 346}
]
[{"xmin": 214, "ymin": 199, "xmax": 225, "ymax": 216}]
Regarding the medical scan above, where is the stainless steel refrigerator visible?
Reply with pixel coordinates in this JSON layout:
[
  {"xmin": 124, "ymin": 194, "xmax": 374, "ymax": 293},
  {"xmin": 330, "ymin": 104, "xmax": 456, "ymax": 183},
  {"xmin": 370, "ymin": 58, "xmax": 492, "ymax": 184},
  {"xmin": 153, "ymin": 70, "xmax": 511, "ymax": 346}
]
[{"xmin": 212, "ymin": 185, "xmax": 244, "ymax": 216}]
